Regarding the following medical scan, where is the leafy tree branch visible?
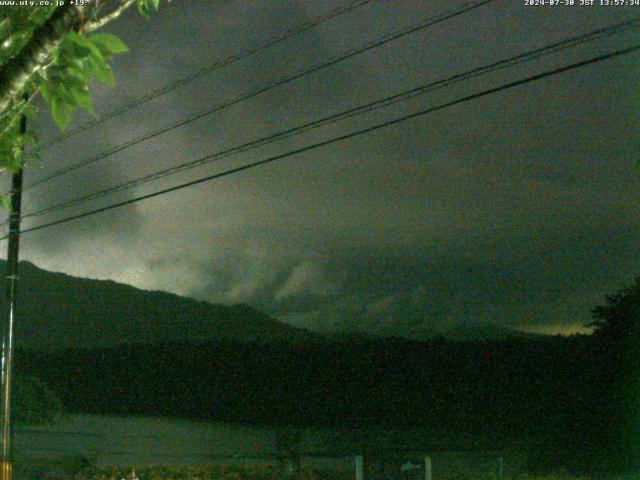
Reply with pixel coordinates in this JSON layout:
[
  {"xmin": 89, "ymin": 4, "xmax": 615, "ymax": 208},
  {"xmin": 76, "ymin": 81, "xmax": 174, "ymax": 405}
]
[{"xmin": 0, "ymin": 0, "xmax": 162, "ymax": 174}]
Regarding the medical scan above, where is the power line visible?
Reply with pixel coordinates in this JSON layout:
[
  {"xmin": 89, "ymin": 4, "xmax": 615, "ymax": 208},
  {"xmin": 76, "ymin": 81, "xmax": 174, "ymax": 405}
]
[
  {"xmin": 4, "ymin": 43, "xmax": 638, "ymax": 241},
  {"xmin": 39, "ymin": 0, "xmax": 376, "ymax": 149},
  {"xmin": 23, "ymin": 0, "xmax": 494, "ymax": 192},
  {"xmin": 15, "ymin": 16, "xmax": 640, "ymax": 223}
]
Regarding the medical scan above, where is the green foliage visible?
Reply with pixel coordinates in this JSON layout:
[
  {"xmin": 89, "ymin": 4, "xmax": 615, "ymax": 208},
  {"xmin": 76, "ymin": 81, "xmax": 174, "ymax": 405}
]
[
  {"xmin": 90, "ymin": 32, "xmax": 129, "ymax": 55},
  {"xmin": 0, "ymin": 126, "xmax": 38, "ymax": 174},
  {"xmin": 0, "ymin": 7, "xmax": 57, "ymax": 174},
  {"xmin": 12, "ymin": 374, "xmax": 62, "ymax": 425},
  {"xmin": 138, "ymin": 0, "xmax": 161, "ymax": 19},
  {"xmin": 589, "ymin": 276, "xmax": 640, "ymax": 343},
  {"xmin": 10, "ymin": 461, "xmax": 639, "ymax": 480},
  {"xmin": 40, "ymin": 30, "xmax": 131, "ymax": 130},
  {"xmin": 14, "ymin": 463, "xmax": 340, "ymax": 480},
  {"xmin": 0, "ymin": 8, "xmax": 58, "ymax": 67},
  {"xmin": 13, "ymin": 454, "xmax": 94, "ymax": 480},
  {"xmin": 0, "ymin": 3, "xmax": 161, "ymax": 179}
]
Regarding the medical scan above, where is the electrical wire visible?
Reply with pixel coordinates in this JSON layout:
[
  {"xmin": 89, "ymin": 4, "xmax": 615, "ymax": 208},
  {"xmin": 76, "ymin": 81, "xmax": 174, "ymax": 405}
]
[
  {"xmin": 39, "ymin": 0, "xmax": 376, "ymax": 149},
  {"xmin": 15, "ymin": 16, "xmax": 640, "ymax": 223},
  {"xmin": 4, "ymin": 42, "xmax": 637, "ymax": 240},
  {"xmin": 23, "ymin": 0, "xmax": 494, "ymax": 192}
]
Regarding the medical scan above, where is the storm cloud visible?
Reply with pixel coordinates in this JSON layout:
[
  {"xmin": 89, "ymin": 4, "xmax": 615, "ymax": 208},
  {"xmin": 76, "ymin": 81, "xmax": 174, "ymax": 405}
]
[{"xmin": 2, "ymin": 0, "xmax": 638, "ymax": 338}]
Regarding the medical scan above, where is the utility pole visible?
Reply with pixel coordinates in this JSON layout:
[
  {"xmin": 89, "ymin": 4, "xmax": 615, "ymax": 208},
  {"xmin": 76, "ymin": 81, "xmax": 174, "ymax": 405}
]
[{"xmin": 0, "ymin": 108, "xmax": 26, "ymax": 480}]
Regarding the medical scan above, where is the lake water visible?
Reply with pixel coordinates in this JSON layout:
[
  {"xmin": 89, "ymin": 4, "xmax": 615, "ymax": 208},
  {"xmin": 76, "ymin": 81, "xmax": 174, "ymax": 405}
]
[
  {"xmin": 13, "ymin": 414, "xmax": 509, "ymax": 476},
  {"xmin": 14, "ymin": 414, "xmax": 352, "ymax": 467}
]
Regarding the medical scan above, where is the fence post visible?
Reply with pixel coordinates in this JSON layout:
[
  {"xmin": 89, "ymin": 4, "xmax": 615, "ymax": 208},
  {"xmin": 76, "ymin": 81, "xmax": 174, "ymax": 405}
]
[
  {"xmin": 355, "ymin": 454, "xmax": 363, "ymax": 480},
  {"xmin": 498, "ymin": 454, "xmax": 503, "ymax": 480},
  {"xmin": 425, "ymin": 455, "xmax": 432, "ymax": 480}
]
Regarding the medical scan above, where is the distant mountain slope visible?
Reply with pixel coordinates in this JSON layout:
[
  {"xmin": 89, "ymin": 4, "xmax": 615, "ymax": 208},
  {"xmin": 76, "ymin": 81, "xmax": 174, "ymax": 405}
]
[
  {"xmin": 440, "ymin": 322, "xmax": 546, "ymax": 341},
  {"xmin": 0, "ymin": 260, "xmax": 323, "ymax": 350}
]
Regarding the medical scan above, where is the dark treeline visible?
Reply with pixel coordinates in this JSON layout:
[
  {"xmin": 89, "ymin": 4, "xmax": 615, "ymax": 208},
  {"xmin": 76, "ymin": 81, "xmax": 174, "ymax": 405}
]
[{"xmin": 14, "ymin": 330, "xmax": 637, "ymax": 474}]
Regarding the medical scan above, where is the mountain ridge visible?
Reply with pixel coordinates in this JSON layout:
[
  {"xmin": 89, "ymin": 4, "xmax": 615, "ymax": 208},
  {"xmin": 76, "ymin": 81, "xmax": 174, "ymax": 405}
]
[
  {"xmin": 0, "ymin": 260, "xmax": 549, "ymax": 350},
  {"xmin": 0, "ymin": 260, "xmax": 323, "ymax": 350}
]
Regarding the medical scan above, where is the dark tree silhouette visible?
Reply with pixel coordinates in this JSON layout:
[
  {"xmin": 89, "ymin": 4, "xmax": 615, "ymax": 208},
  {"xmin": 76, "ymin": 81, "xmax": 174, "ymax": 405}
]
[
  {"xmin": 583, "ymin": 277, "xmax": 640, "ymax": 474},
  {"xmin": 12, "ymin": 375, "xmax": 62, "ymax": 426},
  {"xmin": 589, "ymin": 276, "xmax": 640, "ymax": 345}
]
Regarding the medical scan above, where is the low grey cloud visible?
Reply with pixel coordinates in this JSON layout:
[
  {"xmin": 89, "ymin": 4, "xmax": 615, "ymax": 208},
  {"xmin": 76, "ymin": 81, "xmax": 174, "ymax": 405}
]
[
  {"xmin": 275, "ymin": 261, "xmax": 340, "ymax": 300},
  {"xmin": 2, "ymin": 0, "xmax": 638, "ymax": 339}
]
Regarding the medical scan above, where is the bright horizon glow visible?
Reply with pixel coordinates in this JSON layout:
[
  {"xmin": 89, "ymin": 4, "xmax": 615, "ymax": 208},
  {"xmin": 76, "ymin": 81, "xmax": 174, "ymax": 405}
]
[{"xmin": 514, "ymin": 323, "xmax": 595, "ymax": 336}]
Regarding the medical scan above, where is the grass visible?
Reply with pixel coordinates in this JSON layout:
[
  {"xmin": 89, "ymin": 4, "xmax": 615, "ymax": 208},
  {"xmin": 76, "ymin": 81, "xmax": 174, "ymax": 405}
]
[
  {"xmin": 10, "ymin": 455, "xmax": 640, "ymax": 480},
  {"xmin": 13, "ymin": 458, "xmax": 351, "ymax": 480}
]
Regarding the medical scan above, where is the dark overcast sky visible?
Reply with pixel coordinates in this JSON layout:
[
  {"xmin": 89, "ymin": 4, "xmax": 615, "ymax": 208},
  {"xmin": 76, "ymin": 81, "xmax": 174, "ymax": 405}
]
[{"xmin": 3, "ymin": 0, "xmax": 639, "ymax": 338}]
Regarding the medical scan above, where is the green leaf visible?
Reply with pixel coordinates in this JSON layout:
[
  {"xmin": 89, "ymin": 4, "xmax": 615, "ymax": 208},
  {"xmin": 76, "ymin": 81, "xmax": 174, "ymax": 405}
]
[
  {"xmin": 40, "ymin": 83, "xmax": 53, "ymax": 102},
  {"xmin": 0, "ymin": 195, "xmax": 11, "ymax": 211},
  {"xmin": 50, "ymin": 97, "xmax": 72, "ymax": 130},
  {"xmin": 136, "ymin": 0, "xmax": 160, "ymax": 18},
  {"xmin": 22, "ymin": 102, "xmax": 37, "ymax": 120},
  {"xmin": 16, "ymin": 132, "xmax": 36, "ymax": 148},
  {"xmin": 66, "ymin": 64, "xmax": 93, "ymax": 83},
  {"xmin": 65, "ymin": 31, "xmax": 92, "ymax": 49},
  {"xmin": 79, "ymin": 44, "xmax": 115, "ymax": 86},
  {"xmin": 90, "ymin": 56, "xmax": 114, "ymax": 85},
  {"xmin": 49, "ymin": 80, "xmax": 77, "ymax": 106},
  {"xmin": 137, "ymin": 0, "xmax": 151, "ymax": 18},
  {"xmin": 66, "ymin": 31, "xmax": 106, "ymax": 67},
  {"xmin": 9, "ymin": 146, "xmax": 23, "ymax": 172},
  {"xmin": 90, "ymin": 33, "xmax": 128, "ymax": 55},
  {"xmin": 60, "ymin": 73, "xmax": 85, "ymax": 93},
  {"xmin": 72, "ymin": 87, "xmax": 95, "ymax": 116},
  {"xmin": 61, "ymin": 36, "xmax": 92, "ymax": 59}
]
